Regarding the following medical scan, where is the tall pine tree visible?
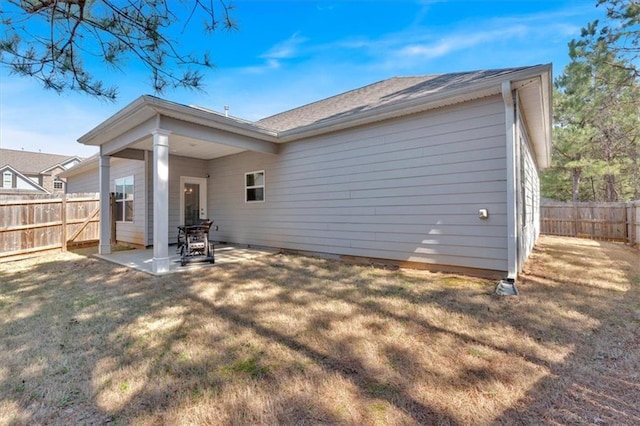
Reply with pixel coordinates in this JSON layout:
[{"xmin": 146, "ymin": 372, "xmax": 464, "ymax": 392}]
[{"xmin": 542, "ymin": 0, "xmax": 640, "ymax": 202}]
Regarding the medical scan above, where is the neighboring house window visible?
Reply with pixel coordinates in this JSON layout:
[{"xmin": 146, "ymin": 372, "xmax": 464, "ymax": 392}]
[
  {"xmin": 245, "ymin": 170, "xmax": 265, "ymax": 202},
  {"xmin": 53, "ymin": 180, "xmax": 64, "ymax": 190},
  {"xmin": 3, "ymin": 171, "xmax": 12, "ymax": 188},
  {"xmin": 115, "ymin": 176, "xmax": 134, "ymax": 222}
]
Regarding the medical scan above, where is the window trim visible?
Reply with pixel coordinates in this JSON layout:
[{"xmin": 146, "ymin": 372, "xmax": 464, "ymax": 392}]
[
  {"xmin": 2, "ymin": 171, "xmax": 12, "ymax": 188},
  {"xmin": 114, "ymin": 175, "xmax": 134, "ymax": 223},
  {"xmin": 244, "ymin": 170, "xmax": 265, "ymax": 203}
]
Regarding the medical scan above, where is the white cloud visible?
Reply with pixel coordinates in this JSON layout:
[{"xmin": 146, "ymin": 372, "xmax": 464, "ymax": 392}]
[
  {"xmin": 241, "ymin": 58, "xmax": 282, "ymax": 74},
  {"xmin": 260, "ymin": 32, "xmax": 307, "ymax": 60},
  {"xmin": 397, "ymin": 25, "xmax": 529, "ymax": 60},
  {"xmin": 237, "ymin": 32, "xmax": 309, "ymax": 75}
]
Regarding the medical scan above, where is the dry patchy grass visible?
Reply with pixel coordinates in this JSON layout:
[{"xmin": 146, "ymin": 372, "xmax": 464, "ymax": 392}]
[{"xmin": 0, "ymin": 235, "xmax": 638, "ymax": 425}]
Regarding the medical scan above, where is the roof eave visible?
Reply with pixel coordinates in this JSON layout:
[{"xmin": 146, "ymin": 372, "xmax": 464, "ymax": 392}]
[
  {"xmin": 57, "ymin": 155, "xmax": 99, "ymax": 178},
  {"xmin": 278, "ymin": 87, "xmax": 500, "ymax": 142},
  {"xmin": 278, "ymin": 64, "xmax": 553, "ymax": 143},
  {"xmin": 77, "ymin": 65, "xmax": 553, "ymax": 160},
  {"xmin": 78, "ymin": 96, "xmax": 279, "ymax": 147},
  {"xmin": 513, "ymin": 64, "xmax": 553, "ymax": 169}
]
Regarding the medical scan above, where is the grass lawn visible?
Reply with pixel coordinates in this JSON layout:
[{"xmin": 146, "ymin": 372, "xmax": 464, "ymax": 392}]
[{"xmin": 1, "ymin": 235, "xmax": 639, "ymax": 425}]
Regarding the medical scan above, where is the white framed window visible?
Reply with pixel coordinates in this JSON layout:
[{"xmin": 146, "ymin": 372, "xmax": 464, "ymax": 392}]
[
  {"xmin": 53, "ymin": 180, "xmax": 64, "ymax": 190},
  {"xmin": 2, "ymin": 171, "xmax": 12, "ymax": 188},
  {"xmin": 245, "ymin": 170, "xmax": 265, "ymax": 202},
  {"xmin": 115, "ymin": 176, "xmax": 134, "ymax": 222}
]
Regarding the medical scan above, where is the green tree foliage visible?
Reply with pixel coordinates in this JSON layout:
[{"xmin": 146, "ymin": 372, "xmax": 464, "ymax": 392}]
[
  {"xmin": 542, "ymin": 0, "xmax": 640, "ymax": 202},
  {"xmin": 582, "ymin": 0, "xmax": 640, "ymax": 79},
  {"xmin": 0, "ymin": 0, "xmax": 236, "ymax": 100}
]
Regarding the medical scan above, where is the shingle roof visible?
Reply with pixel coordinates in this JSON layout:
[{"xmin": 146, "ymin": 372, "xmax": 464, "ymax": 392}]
[
  {"xmin": 0, "ymin": 148, "xmax": 80, "ymax": 175},
  {"xmin": 257, "ymin": 66, "xmax": 534, "ymax": 132}
]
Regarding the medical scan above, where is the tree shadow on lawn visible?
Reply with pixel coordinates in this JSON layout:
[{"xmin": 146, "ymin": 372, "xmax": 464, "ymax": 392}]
[
  {"xmin": 0, "ymin": 254, "xmax": 184, "ymax": 424},
  {"xmin": 496, "ymin": 237, "xmax": 640, "ymax": 424},
  {"xmin": 1, "ymin": 235, "xmax": 639, "ymax": 425}
]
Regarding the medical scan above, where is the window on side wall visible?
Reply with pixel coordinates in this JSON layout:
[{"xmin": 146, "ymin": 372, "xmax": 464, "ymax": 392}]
[
  {"xmin": 245, "ymin": 170, "xmax": 265, "ymax": 202},
  {"xmin": 115, "ymin": 176, "xmax": 134, "ymax": 222},
  {"xmin": 53, "ymin": 180, "xmax": 64, "ymax": 190}
]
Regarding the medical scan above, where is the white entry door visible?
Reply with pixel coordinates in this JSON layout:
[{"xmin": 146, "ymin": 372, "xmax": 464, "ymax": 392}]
[{"xmin": 180, "ymin": 176, "xmax": 207, "ymax": 226}]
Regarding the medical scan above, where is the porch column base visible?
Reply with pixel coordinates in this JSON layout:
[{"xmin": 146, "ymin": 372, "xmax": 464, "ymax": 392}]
[
  {"xmin": 152, "ymin": 257, "xmax": 171, "ymax": 274},
  {"xmin": 99, "ymin": 243, "xmax": 111, "ymax": 255}
]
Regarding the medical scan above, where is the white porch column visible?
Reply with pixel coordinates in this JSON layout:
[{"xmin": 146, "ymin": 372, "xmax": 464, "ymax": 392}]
[
  {"xmin": 152, "ymin": 129, "xmax": 171, "ymax": 273},
  {"xmin": 99, "ymin": 154, "xmax": 111, "ymax": 255}
]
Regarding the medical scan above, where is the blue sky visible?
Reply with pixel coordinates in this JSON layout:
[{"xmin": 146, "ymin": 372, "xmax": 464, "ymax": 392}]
[{"xmin": 0, "ymin": 0, "xmax": 600, "ymax": 157}]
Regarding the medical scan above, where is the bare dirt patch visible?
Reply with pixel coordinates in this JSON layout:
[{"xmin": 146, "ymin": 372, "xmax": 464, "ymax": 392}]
[{"xmin": 0, "ymin": 235, "xmax": 638, "ymax": 425}]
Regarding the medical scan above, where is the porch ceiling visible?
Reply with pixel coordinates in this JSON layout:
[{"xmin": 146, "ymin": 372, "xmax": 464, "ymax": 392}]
[{"xmin": 129, "ymin": 134, "xmax": 246, "ymax": 160}]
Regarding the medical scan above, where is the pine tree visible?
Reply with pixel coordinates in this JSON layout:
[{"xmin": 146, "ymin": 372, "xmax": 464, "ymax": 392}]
[{"xmin": 0, "ymin": 1, "xmax": 236, "ymax": 100}]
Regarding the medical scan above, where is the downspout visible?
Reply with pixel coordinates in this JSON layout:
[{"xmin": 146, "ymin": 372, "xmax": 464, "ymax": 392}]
[{"xmin": 498, "ymin": 81, "xmax": 519, "ymax": 294}]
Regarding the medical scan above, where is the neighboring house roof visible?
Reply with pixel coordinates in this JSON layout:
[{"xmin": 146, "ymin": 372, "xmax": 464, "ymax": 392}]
[
  {"xmin": 0, "ymin": 164, "xmax": 48, "ymax": 192},
  {"xmin": 257, "ymin": 67, "xmax": 533, "ymax": 132},
  {"xmin": 0, "ymin": 148, "xmax": 82, "ymax": 175}
]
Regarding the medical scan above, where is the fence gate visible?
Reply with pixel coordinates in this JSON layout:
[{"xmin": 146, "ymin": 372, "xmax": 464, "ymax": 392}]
[{"xmin": 0, "ymin": 193, "xmax": 101, "ymax": 262}]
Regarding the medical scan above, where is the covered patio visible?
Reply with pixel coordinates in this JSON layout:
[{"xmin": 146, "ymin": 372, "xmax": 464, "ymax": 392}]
[
  {"xmin": 95, "ymin": 243, "xmax": 278, "ymax": 275},
  {"xmin": 77, "ymin": 95, "xmax": 280, "ymax": 274}
]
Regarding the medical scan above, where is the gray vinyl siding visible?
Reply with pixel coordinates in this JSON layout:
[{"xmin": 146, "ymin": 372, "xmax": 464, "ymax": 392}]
[
  {"xmin": 517, "ymin": 117, "xmax": 540, "ymax": 271},
  {"xmin": 145, "ymin": 154, "xmax": 208, "ymax": 245},
  {"xmin": 110, "ymin": 157, "xmax": 146, "ymax": 246},
  {"xmin": 65, "ymin": 167, "xmax": 99, "ymax": 193},
  {"xmin": 208, "ymin": 95, "xmax": 509, "ymax": 272}
]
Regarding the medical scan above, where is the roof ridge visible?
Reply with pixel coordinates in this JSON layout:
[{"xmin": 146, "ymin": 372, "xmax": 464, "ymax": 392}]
[{"xmin": 0, "ymin": 147, "xmax": 78, "ymax": 158}]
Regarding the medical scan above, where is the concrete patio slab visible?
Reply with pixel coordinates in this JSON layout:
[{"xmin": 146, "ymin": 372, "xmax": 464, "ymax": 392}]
[{"xmin": 95, "ymin": 243, "xmax": 278, "ymax": 275}]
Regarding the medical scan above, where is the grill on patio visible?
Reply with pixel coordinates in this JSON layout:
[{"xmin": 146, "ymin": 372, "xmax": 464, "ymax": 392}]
[{"xmin": 176, "ymin": 220, "xmax": 218, "ymax": 266}]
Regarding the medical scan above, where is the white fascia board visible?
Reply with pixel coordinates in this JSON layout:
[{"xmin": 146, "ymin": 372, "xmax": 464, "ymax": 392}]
[
  {"xmin": 278, "ymin": 64, "xmax": 553, "ymax": 142},
  {"xmin": 76, "ymin": 64, "xmax": 552, "ymax": 151},
  {"xmin": 148, "ymin": 99, "xmax": 278, "ymax": 142},
  {"xmin": 510, "ymin": 65, "xmax": 552, "ymax": 169},
  {"xmin": 78, "ymin": 96, "xmax": 150, "ymax": 145},
  {"xmin": 278, "ymin": 87, "xmax": 501, "ymax": 142},
  {"xmin": 540, "ymin": 67, "xmax": 553, "ymax": 167},
  {"xmin": 78, "ymin": 95, "xmax": 278, "ymax": 147},
  {"xmin": 57, "ymin": 155, "xmax": 99, "ymax": 178}
]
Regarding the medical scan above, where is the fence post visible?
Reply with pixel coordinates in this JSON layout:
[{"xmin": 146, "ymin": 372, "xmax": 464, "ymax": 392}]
[
  {"xmin": 573, "ymin": 204, "xmax": 579, "ymax": 237},
  {"xmin": 61, "ymin": 195, "xmax": 67, "ymax": 252},
  {"xmin": 633, "ymin": 201, "xmax": 638, "ymax": 246}
]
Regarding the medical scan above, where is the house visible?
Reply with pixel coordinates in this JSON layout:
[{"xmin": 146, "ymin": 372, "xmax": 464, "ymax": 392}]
[
  {"xmin": 62, "ymin": 64, "xmax": 552, "ymax": 278},
  {"xmin": 0, "ymin": 148, "xmax": 82, "ymax": 194}
]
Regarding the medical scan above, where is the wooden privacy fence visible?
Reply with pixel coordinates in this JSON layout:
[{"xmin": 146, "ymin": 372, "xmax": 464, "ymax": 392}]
[
  {"xmin": 0, "ymin": 193, "xmax": 101, "ymax": 262},
  {"xmin": 541, "ymin": 200, "xmax": 640, "ymax": 245}
]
